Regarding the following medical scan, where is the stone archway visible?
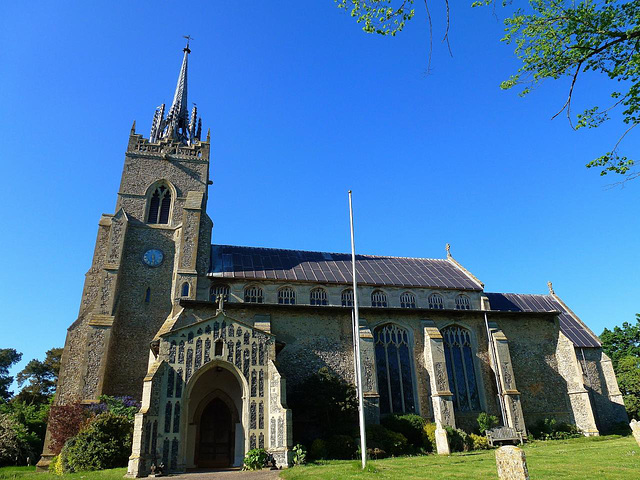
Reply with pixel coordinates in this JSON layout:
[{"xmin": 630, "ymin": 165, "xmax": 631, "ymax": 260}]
[{"xmin": 185, "ymin": 362, "xmax": 247, "ymax": 468}]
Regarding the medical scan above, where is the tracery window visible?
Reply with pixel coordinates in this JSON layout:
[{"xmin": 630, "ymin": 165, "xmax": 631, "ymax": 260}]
[
  {"xmin": 310, "ymin": 288, "xmax": 328, "ymax": 306},
  {"xmin": 210, "ymin": 284, "xmax": 230, "ymax": 302},
  {"xmin": 147, "ymin": 184, "xmax": 172, "ymax": 224},
  {"xmin": 278, "ymin": 287, "xmax": 296, "ymax": 305},
  {"xmin": 400, "ymin": 292, "xmax": 416, "ymax": 308},
  {"xmin": 244, "ymin": 286, "xmax": 263, "ymax": 303},
  {"xmin": 374, "ymin": 324, "xmax": 416, "ymax": 414},
  {"xmin": 428, "ymin": 293, "xmax": 444, "ymax": 309},
  {"xmin": 455, "ymin": 294, "xmax": 471, "ymax": 310},
  {"xmin": 442, "ymin": 326, "xmax": 481, "ymax": 411},
  {"xmin": 341, "ymin": 288, "xmax": 354, "ymax": 307},
  {"xmin": 371, "ymin": 290, "xmax": 387, "ymax": 307}
]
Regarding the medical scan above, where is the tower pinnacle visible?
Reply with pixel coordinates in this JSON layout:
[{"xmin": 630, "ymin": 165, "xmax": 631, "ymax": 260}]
[{"xmin": 149, "ymin": 38, "xmax": 202, "ymax": 145}]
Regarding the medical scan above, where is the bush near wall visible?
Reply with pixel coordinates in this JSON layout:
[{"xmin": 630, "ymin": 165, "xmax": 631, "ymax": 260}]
[
  {"xmin": 381, "ymin": 414, "xmax": 427, "ymax": 452},
  {"xmin": 47, "ymin": 402, "xmax": 89, "ymax": 455}
]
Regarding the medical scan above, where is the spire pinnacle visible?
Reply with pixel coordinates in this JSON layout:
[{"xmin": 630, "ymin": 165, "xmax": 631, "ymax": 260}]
[{"xmin": 149, "ymin": 38, "xmax": 202, "ymax": 145}]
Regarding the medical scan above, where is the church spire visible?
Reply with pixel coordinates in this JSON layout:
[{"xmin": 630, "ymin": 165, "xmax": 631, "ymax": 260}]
[{"xmin": 149, "ymin": 37, "xmax": 201, "ymax": 145}]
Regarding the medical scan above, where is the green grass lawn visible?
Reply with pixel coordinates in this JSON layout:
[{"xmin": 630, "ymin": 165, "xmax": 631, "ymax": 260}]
[
  {"xmin": 280, "ymin": 435, "xmax": 640, "ymax": 480},
  {"xmin": 0, "ymin": 467, "xmax": 126, "ymax": 480}
]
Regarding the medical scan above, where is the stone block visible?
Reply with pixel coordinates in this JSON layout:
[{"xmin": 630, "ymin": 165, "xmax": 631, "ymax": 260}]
[
  {"xmin": 631, "ymin": 419, "xmax": 640, "ymax": 447},
  {"xmin": 495, "ymin": 446, "xmax": 530, "ymax": 480},
  {"xmin": 435, "ymin": 426, "xmax": 450, "ymax": 455}
]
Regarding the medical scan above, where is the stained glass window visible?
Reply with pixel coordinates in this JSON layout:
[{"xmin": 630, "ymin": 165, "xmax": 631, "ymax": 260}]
[
  {"xmin": 442, "ymin": 326, "xmax": 481, "ymax": 411},
  {"xmin": 374, "ymin": 324, "xmax": 416, "ymax": 414}
]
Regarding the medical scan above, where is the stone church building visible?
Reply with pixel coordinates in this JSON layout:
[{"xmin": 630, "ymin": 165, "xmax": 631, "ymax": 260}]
[{"xmin": 39, "ymin": 44, "xmax": 627, "ymax": 475}]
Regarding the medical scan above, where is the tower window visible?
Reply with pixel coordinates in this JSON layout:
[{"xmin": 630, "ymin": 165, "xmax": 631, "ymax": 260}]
[
  {"xmin": 144, "ymin": 287, "xmax": 151, "ymax": 303},
  {"xmin": 455, "ymin": 294, "xmax": 471, "ymax": 310},
  {"xmin": 341, "ymin": 288, "xmax": 354, "ymax": 307},
  {"xmin": 400, "ymin": 292, "xmax": 416, "ymax": 308},
  {"xmin": 371, "ymin": 290, "xmax": 387, "ymax": 307},
  {"xmin": 310, "ymin": 288, "xmax": 328, "ymax": 306},
  {"xmin": 244, "ymin": 286, "xmax": 263, "ymax": 303},
  {"xmin": 210, "ymin": 284, "xmax": 230, "ymax": 302},
  {"xmin": 374, "ymin": 323, "xmax": 416, "ymax": 414},
  {"xmin": 442, "ymin": 325, "xmax": 481, "ymax": 411},
  {"xmin": 147, "ymin": 184, "xmax": 172, "ymax": 224},
  {"xmin": 278, "ymin": 287, "xmax": 296, "ymax": 305},
  {"xmin": 181, "ymin": 282, "xmax": 190, "ymax": 297},
  {"xmin": 428, "ymin": 293, "xmax": 444, "ymax": 309}
]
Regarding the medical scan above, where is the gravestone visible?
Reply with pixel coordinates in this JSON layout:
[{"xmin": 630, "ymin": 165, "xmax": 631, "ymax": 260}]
[
  {"xmin": 495, "ymin": 445, "xmax": 530, "ymax": 480},
  {"xmin": 435, "ymin": 426, "xmax": 450, "ymax": 455},
  {"xmin": 631, "ymin": 419, "xmax": 640, "ymax": 447}
]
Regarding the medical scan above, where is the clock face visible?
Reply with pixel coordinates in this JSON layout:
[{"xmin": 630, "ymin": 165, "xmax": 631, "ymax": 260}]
[{"xmin": 143, "ymin": 249, "xmax": 164, "ymax": 267}]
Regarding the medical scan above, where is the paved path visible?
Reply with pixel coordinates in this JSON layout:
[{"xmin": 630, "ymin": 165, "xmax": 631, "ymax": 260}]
[{"xmin": 169, "ymin": 469, "xmax": 282, "ymax": 479}]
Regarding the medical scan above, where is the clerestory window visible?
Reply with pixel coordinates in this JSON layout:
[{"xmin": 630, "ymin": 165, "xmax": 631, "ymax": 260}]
[
  {"xmin": 341, "ymin": 288, "xmax": 354, "ymax": 307},
  {"xmin": 428, "ymin": 293, "xmax": 445, "ymax": 309},
  {"xmin": 310, "ymin": 288, "xmax": 328, "ymax": 306},
  {"xmin": 374, "ymin": 323, "xmax": 416, "ymax": 414},
  {"xmin": 400, "ymin": 292, "xmax": 416, "ymax": 308},
  {"xmin": 244, "ymin": 286, "xmax": 263, "ymax": 304},
  {"xmin": 278, "ymin": 287, "xmax": 296, "ymax": 305},
  {"xmin": 455, "ymin": 294, "xmax": 471, "ymax": 310},
  {"xmin": 210, "ymin": 284, "xmax": 230, "ymax": 302},
  {"xmin": 371, "ymin": 290, "xmax": 387, "ymax": 307},
  {"xmin": 147, "ymin": 184, "xmax": 172, "ymax": 224},
  {"xmin": 442, "ymin": 325, "xmax": 481, "ymax": 411}
]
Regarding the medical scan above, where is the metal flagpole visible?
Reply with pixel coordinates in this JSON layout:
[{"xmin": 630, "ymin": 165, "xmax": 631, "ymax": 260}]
[{"xmin": 348, "ymin": 190, "xmax": 367, "ymax": 469}]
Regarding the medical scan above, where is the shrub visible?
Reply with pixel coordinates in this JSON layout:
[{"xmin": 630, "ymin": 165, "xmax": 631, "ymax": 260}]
[
  {"xmin": 422, "ymin": 422, "xmax": 437, "ymax": 453},
  {"xmin": 445, "ymin": 426, "xmax": 473, "ymax": 452},
  {"xmin": 469, "ymin": 433, "xmax": 490, "ymax": 450},
  {"xmin": 292, "ymin": 444, "xmax": 307, "ymax": 465},
  {"xmin": 381, "ymin": 414, "xmax": 427, "ymax": 451},
  {"xmin": 308, "ymin": 438, "xmax": 327, "ymax": 460},
  {"xmin": 477, "ymin": 412, "xmax": 499, "ymax": 434},
  {"xmin": 90, "ymin": 396, "xmax": 140, "ymax": 422},
  {"xmin": 0, "ymin": 413, "xmax": 33, "ymax": 466},
  {"xmin": 326, "ymin": 434, "xmax": 357, "ymax": 460},
  {"xmin": 48, "ymin": 455, "xmax": 63, "ymax": 475},
  {"xmin": 527, "ymin": 418, "xmax": 582, "ymax": 440},
  {"xmin": 366, "ymin": 424, "xmax": 410, "ymax": 457},
  {"xmin": 60, "ymin": 411, "xmax": 133, "ymax": 472},
  {"xmin": 242, "ymin": 448, "xmax": 268, "ymax": 470},
  {"xmin": 48, "ymin": 402, "xmax": 90, "ymax": 455}
]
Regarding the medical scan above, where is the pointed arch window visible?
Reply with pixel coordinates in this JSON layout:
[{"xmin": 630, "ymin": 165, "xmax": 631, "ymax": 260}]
[
  {"xmin": 400, "ymin": 292, "xmax": 416, "ymax": 308},
  {"xmin": 181, "ymin": 282, "xmax": 190, "ymax": 297},
  {"xmin": 147, "ymin": 184, "xmax": 172, "ymax": 224},
  {"xmin": 310, "ymin": 288, "xmax": 327, "ymax": 306},
  {"xmin": 374, "ymin": 324, "xmax": 416, "ymax": 414},
  {"xmin": 341, "ymin": 288, "xmax": 354, "ymax": 307},
  {"xmin": 278, "ymin": 287, "xmax": 296, "ymax": 305},
  {"xmin": 244, "ymin": 286, "xmax": 263, "ymax": 303},
  {"xmin": 371, "ymin": 290, "xmax": 387, "ymax": 307},
  {"xmin": 428, "ymin": 293, "xmax": 445, "ymax": 309},
  {"xmin": 210, "ymin": 284, "xmax": 230, "ymax": 302},
  {"xmin": 455, "ymin": 294, "xmax": 471, "ymax": 310},
  {"xmin": 442, "ymin": 325, "xmax": 481, "ymax": 412}
]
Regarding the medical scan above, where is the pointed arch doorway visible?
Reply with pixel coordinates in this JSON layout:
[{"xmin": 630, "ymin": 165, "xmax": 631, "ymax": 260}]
[{"xmin": 197, "ymin": 397, "xmax": 235, "ymax": 468}]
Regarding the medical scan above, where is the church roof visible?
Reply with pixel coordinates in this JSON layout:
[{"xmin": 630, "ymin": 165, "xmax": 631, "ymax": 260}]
[
  {"xmin": 208, "ymin": 244, "xmax": 483, "ymax": 291},
  {"xmin": 485, "ymin": 292, "xmax": 601, "ymax": 347}
]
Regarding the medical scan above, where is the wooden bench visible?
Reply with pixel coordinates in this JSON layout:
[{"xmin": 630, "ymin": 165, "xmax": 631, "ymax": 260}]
[{"xmin": 486, "ymin": 426, "xmax": 524, "ymax": 447}]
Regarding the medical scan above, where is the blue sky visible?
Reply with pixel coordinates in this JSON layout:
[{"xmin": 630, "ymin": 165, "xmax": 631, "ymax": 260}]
[{"xmin": 1, "ymin": 1, "xmax": 638, "ymax": 389}]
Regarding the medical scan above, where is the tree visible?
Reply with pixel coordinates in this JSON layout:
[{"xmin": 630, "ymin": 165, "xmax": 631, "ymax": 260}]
[
  {"xmin": 337, "ymin": 0, "xmax": 640, "ymax": 181},
  {"xmin": 601, "ymin": 314, "xmax": 640, "ymax": 419},
  {"xmin": 15, "ymin": 348, "xmax": 62, "ymax": 404},
  {"xmin": 600, "ymin": 314, "xmax": 640, "ymax": 369},
  {"xmin": 0, "ymin": 349, "xmax": 22, "ymax": 402}
]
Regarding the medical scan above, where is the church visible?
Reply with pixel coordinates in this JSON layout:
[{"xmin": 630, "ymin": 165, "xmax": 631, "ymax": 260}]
[{"xmin": 38, "ymin": 43, "xmax": 628, "ymax": 475}]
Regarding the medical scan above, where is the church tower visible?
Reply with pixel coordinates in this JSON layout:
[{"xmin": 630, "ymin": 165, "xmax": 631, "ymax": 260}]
[{"xmin": 39, "ymin": 41, "xmax": 213, "ymax": 469}]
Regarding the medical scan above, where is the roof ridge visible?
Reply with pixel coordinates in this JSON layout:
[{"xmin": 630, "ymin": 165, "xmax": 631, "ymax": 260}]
[
  {"xmin": 212, "ymin": 243, "xmax": 450, "ymax": 262},
  {"xmin": 486, "ymin": 291, "xmax": 553, "ymax": 298}
]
